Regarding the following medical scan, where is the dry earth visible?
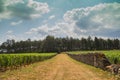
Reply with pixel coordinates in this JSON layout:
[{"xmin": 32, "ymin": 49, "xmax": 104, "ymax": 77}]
[{"xmin": 0, "ymin": 53, "xmax": 116, "ymax": 80}]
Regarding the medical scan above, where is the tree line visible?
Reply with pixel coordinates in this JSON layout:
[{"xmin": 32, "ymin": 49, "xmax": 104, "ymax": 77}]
[{"xmin": 0, "ymin": 35, "xmax": 120, "ymax": 53}]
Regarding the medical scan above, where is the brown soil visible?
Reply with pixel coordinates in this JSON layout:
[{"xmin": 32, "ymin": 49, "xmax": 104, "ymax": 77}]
[{"xmin": 0, "ymin": 53, "xmax": 116, "ymax": 80}]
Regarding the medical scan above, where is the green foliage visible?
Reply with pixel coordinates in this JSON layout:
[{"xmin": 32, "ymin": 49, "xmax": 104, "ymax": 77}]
[
  {"xmin": 68, "ymin": 50, "xmax": 120, "ymax": 64},
  {"xmin": 102, "ymin": 51, "xmax": 120, "ymax": 64},
  {"xmin": 0, "ymin": 36, "xmax": 120, "ymax": 53},
  {"xmin": 0, "ymin": 53, "xmax": 56, "ymax": 70}
]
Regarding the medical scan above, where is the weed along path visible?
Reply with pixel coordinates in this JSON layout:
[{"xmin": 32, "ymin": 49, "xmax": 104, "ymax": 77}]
[{"xmin": 0, "ymin": 53, "xmax": 115, "ymax": 80}]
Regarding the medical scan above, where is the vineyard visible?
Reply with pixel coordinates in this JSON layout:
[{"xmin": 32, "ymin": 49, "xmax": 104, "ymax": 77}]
[
  {"xmin": 68, "ymin": 50, "xmax": 120, "ymax": 64},
  {"xmin": 0, "ymin": 53, "xmax": 56, "ymax": 71},
  {"xmin": 0, "ymin": 51, "xmax": 120, "ymax": 80},
  {"xmin": 0, "ymin": 53, "xmax": 116, "ymax": 80}
]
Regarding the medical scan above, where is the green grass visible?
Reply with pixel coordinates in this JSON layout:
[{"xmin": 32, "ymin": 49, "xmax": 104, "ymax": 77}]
[
  {"xmin": 0, "ymin": 53, "xmax": 56, "ymax": 70},
  {"xmin": 68, "ymin": 50, "xmax": 120, "ymax": 64}
]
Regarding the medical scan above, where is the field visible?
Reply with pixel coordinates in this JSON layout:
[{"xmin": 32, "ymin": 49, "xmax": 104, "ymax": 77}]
[
  {"xmin": 0, "ymin": 51, "xmax": 119, "ymax": 80},
  {"xmin": 0, "ymin": 53, "xmax": 116, "ymax": 80},
  {"xmin": 0, "ymin": 53, "xmax": 56, "ymax": 71},
  {"xmin": 68, "ymin": 50, "xmax": 120, "ymax": 64}
]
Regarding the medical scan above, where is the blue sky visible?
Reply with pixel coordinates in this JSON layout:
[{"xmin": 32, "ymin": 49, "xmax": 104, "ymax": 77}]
[{"xmin": 0, "ymin": 0, "xmax": 120, "ymax": 44}]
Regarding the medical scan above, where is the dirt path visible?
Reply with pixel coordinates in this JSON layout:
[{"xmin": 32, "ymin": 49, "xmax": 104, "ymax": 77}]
[{"xmin": 0, "ymin": 53, "xmax": 115, "ymax": 80}]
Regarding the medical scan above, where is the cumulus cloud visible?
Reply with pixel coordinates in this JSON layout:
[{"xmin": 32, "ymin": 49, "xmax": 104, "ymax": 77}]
[
  {"xmin": 26, "ymin": 2, "xmax": 120, "ymax": 39},
  {"xmin": 49, "ymin": 15, "xmax": 55, "ymax": 19},
  {"xmin": 11, "ymin": 20, "xmax": 23, "ymax": 26},
  {"xmin": 42, "ymin": 15, "xmax": 55, "ymax": 24},
  {"xmin": 26, "ymin": 25, "xmax": 48, "ymax": 35},
  {"xmin": 0, "ymin": 0, "xmax": 50, "ymax": 20},
  {"xmin": 63, "ymin": 2, "xmax": 120, "ymax": 38},
  {"xmin": 26, "ymin": 24, "xmax": 61, "ymax": 36},
  {"xmin": 26, "ymin": 22, "xmax": 79, "ymax": 38}
]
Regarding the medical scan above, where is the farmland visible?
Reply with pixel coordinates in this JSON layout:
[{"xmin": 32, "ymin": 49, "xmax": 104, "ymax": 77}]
[
  {"xmin": 0, "ymin": 53, "xmax": 116, "ymax": 80},
  {"xmin": 0, "ymin": 51, "xmax": 119, "ymax": 80},
  {"xmin": 68, "ymin": 50, "xmax": 120, "ymax": 64},
  {"xmin": 0, "ymin": 53, "xmax": 56, "ymax": 71}
]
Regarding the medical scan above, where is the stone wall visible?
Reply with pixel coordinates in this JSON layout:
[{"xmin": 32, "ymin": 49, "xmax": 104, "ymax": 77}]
[{"xmin": 68, "ymin": 53, "xmax": 111, "ymax": 70}]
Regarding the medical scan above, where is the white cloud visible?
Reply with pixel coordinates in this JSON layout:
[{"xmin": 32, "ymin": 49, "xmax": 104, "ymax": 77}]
[
  {"xmin": 26, "ymin": 22, "xmax": 79, "ymax": 38},
  {"xmin": 5, "ymin": 31, "xmax": 27, "ymax": 41},
  {"xmin": 0, "ymin": 0, "xmax": 50, "ymax": 20},
  {"xmin": 49, "ymin": 15, "xmax": 55, "ymax": 19},
  {"xmin": 6, "ymin": 30, "xmax": 13, "ymax": 34},
  {"xmin": 28, "ymin": 0, "xmax": 49, "ymax": 12},
  {"xmin": 26, "ymin": 2, "xmax": 120, "ymax": 39},
  {"xmin": 0, "ymin": 11, "xmax": 11, "ymax": 20},
  {"xmin": 11, "ymin": 20, "xmax": 23, "ymax": 26},
  {"xmin": 26, "ymin": 24, "xmax": 48, "ymax": 35},
  {"xmin": 42, "ymin": 20, "xmax": 47, "ymax": 23},
  {"xmin": 27, "ymin": 0, "xmax": 50, "ymax": 18},
  {"xmin": 5, "ymin": 0, "xmax": 24, "ymax": 6},
  {"xmin": 42, "ymin": 15, "xmax": 55, "ymax": 24},
  {"xmin": 7, "ymin": 34, "xmax": 16, "ymax": 39},
  {"xmin": 63, "ymin": 2, "xmax": 120, "ymax": 38},
  {"xmin": 64, "ymin": 2, "xmax": 120, "ymax": 30},
  {"xmin": 6, "ymin": 30, "xmax": 16, "ymax": 39},
  {"xmin": 26, "ymin": 24, "xmax": 57, "ymax": 36}
]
